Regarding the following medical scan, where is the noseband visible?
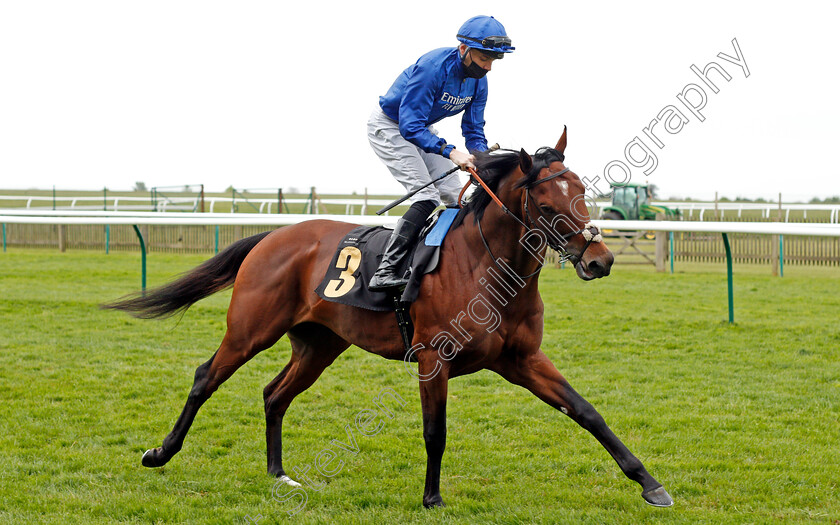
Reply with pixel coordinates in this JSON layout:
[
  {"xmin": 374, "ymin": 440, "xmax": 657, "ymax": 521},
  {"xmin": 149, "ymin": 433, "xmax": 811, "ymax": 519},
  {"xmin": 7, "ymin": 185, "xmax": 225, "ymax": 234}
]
[{"xmin": 466, "ymin": 163, "xmax": 603, "ymax": 279}]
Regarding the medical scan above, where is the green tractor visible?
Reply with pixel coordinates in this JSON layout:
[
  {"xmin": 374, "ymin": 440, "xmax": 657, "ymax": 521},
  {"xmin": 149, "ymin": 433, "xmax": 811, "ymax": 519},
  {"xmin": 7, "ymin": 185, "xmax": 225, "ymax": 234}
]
[
  {"xmin": 600, "ymin": 182, "xmax": 681, "ymax": 221},
  {"xmin": 600, "ymin": 183, "xmax": 680, "ymax": 239}
]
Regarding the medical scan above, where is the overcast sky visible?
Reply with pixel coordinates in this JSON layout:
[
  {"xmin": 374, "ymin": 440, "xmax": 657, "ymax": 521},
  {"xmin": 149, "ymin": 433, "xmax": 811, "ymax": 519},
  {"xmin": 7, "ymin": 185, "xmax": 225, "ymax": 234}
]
[{"xmin": 1, "ymin": 1, "xmax": 838, "ymax": 201}]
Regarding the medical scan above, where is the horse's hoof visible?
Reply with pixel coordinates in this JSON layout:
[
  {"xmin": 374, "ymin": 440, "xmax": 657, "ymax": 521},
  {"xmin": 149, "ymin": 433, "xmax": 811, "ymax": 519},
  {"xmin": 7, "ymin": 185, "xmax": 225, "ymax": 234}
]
[
  {"xmin": 423, "ymin": 496, "xmax": 446, "ymax": 509},
  {"xmin": 642, "ymin": 486, "xmax": 674, "ymax": 507},
  {"xmin": 277, "ymin": 475, "xmax": 301, "ymax": 487},
  {"xmin": 141, "ymin": 448, "xmax": 167, "ymax": 468}
]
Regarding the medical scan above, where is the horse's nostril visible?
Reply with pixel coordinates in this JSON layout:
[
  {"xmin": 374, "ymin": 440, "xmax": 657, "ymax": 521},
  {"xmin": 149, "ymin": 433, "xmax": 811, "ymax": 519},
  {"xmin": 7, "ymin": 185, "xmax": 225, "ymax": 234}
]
[{"xmin": 588, "ymin": 259, "xmax": 609, "ymax": 277}]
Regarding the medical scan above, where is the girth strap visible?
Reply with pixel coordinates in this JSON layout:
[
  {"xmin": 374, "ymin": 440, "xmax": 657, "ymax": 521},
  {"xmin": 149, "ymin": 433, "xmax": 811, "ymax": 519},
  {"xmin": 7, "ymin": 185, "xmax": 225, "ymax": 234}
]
[{"xmin": 392, "ymin": 295, "xmax": 414, "ymax": 355}]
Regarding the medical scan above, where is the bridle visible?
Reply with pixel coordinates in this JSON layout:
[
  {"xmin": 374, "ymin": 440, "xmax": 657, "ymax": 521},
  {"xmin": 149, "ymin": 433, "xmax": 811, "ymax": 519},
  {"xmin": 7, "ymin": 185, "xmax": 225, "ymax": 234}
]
[
  {"xmin": 463, "ymin": 160, "xmax": 603, "ymax": 279},
  {"xmin": 522, "ymin": 167, "xmax": 603, "ymax": 266}
]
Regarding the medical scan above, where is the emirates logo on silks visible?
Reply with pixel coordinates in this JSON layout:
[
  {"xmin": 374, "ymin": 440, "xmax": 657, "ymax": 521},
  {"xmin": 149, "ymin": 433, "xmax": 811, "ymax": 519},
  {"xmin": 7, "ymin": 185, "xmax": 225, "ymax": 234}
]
[{"xmin": 439, "ymin": 92, "xmax": 472, "ymax": 112}]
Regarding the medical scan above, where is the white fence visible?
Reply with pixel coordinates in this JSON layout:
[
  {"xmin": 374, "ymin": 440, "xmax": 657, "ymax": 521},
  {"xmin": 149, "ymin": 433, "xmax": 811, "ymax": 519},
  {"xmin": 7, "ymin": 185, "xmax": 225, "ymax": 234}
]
[
  {"xmin": 3, "ymin": 211, "xmax": 839, "ymax": 322},
  {"xmin": 0, "ymin": 209, "xmax": 397, "ymax": 226},
  {"xmin": 2, "ymin": 210, "xmax": 838, "ymax": 236},
  {"xmin": 0, "ymin": 195, "xmax": 397, "ymax": 215},
  {"xmin": 644, "ymin": 201, "xmax": 840, "ymax": 222},
  {"xmin": 3, "ymin": 194, "xmax": 839, "ymax": 221},
  {"xmin": 593, "ymin": 220, "xmax": 840, "ymax": 237}
]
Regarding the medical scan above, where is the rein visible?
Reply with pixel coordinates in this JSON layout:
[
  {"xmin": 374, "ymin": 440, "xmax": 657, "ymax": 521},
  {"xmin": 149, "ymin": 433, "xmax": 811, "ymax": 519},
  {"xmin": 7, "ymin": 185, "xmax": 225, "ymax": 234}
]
[{"xmin": 462, "ymin": 164, "xmax": 603, "ymax": 278}]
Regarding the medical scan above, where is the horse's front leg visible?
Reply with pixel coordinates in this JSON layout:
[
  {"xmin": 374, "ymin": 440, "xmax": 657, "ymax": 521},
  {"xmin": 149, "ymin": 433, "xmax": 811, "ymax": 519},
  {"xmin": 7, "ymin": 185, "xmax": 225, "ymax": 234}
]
[
  {"xmin": 417, "ymin": 352, "xmax": 449, "ymax": 508},
  {"xmin": 492, "ymin": 349, "xmax": 673, "ymax": 507}
]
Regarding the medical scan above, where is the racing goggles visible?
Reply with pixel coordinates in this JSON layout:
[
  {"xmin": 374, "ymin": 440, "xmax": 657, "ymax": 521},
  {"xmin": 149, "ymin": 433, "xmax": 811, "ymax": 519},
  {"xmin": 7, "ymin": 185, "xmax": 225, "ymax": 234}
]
[{"xmin": 456, "ymin": 34, "xmax": 515, "ymax": 52}]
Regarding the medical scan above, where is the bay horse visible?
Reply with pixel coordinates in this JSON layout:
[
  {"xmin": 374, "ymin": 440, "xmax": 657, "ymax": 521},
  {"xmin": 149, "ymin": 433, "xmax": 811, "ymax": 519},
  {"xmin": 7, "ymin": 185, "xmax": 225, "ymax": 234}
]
[{"xmin": 104, "ymin": 128, "xmax": 673, "ymax": 508}]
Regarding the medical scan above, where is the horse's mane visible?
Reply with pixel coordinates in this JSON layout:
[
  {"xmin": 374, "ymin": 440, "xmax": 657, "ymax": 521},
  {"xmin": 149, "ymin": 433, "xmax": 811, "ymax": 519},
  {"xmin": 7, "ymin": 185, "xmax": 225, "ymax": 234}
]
[{"xmin": 449, "ymin": 146, "xmax": 565, "ymax": 230}]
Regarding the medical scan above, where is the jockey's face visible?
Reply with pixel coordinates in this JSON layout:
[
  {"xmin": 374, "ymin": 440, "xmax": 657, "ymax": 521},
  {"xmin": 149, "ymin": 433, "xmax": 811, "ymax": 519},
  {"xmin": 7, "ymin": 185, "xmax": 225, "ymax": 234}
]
[{"xmin": 459, "ymin": 44, "xmax": 496, "ymax": 73}]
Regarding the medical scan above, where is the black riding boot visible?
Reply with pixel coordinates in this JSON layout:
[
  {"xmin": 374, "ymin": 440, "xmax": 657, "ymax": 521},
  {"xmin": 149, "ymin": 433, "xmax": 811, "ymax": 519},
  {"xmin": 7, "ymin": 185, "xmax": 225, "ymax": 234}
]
[{"xmin": 369, "ymin": 200, "xmax": 436, "ymax": 292}]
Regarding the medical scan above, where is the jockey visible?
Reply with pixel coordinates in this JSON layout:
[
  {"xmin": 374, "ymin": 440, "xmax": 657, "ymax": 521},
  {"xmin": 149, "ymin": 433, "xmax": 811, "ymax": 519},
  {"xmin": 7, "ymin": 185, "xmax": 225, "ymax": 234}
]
[{"xmin": 367, "ymin": 15, "xmax": 514, "ymax": 291}]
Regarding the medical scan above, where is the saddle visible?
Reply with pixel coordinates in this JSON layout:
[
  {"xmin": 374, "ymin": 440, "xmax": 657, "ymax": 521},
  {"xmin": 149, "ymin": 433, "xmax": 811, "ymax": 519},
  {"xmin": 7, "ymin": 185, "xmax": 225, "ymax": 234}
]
[{"xmin": 315, "ymin": 208, "xmax": 459, "ymax": 311}]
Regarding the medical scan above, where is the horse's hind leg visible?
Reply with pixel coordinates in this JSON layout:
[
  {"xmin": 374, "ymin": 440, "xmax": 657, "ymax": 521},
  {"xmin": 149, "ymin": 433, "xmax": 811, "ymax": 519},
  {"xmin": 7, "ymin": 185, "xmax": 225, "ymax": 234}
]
[
  {"xmin": 264, "ymin": 324, "xmax": 349, "ymax": 481},
  {"xmin": 492, "ymin": 349, "xmax": 673, "ymax": 507},
  {"xmin": 141, "ymin": 326, "xmax": 281, "ymax": 468}
]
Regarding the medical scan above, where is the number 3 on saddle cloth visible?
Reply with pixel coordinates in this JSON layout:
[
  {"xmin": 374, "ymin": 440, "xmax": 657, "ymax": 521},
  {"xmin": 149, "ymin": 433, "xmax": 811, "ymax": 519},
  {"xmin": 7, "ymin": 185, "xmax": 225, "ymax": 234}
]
[{"xmin": 315, "ymin": 208, "xmax": 460, "ymax": 311}]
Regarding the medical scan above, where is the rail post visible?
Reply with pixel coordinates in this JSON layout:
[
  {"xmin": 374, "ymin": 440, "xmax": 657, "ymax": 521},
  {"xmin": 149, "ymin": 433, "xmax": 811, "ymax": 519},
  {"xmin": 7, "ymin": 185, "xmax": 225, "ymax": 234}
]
[
  {"xmin": 132, "ymin": 225, "xmax": 147, "ymax": 293},
  {"xmin": 779, "ymin": 234, "xmax": 784, "ymax": 277},
  {"xmin": 104, "ymin": 187, "xmax": 109, "ymax": 254},
  {"xmin": 58, "ymin": 225, "xmax": 66, "ymax": 252},
  {"xmin": 778, "ymin": 193, "xmax": 782, "ymax": 222},
  {"xmin": 714, "ymin": 191, "xmax": 719, "ymax": 221},
  {"xmin": 722, "ymin": 232, "xmax": 734, "ymax": 324},
  {"xmin": 669, "ymin": 231, "xmax": 674, "ymax": 274},
  {"xmin": 2, "ymin": 223, "xmax": 6, "ymax": 252},
  {"xmin": 655, "ymin": 213, "xmax": 666, "ymax": 272}
]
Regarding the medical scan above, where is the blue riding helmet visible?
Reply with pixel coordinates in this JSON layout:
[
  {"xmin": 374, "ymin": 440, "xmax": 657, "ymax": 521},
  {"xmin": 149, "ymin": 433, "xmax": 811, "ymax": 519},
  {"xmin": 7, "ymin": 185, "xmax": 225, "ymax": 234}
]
[{"xmin": 456, "ymin": 15, "xmax": 515, "ymax": 59}]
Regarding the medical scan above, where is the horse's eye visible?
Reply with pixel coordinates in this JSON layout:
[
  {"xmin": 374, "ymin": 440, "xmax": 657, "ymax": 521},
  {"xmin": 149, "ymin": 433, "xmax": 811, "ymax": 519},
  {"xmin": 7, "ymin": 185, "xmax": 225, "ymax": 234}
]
[{"xmin": 539, "ymin": 205, "xmax": 554, "ymax": 214}]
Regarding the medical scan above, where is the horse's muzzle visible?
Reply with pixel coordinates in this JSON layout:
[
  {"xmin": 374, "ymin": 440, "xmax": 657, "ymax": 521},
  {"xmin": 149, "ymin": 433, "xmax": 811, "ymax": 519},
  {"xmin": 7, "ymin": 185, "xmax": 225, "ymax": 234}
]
[{"xmin": 575, "ymin": 250, "xmax": 614, "ymax": 280}]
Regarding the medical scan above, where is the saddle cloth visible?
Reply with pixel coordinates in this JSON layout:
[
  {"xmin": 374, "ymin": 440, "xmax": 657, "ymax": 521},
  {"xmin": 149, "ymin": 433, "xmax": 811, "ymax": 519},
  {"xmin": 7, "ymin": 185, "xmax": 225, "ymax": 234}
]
[{"xmin": 314, "ymin": 208, "xmax": 459, "ymax": 311}]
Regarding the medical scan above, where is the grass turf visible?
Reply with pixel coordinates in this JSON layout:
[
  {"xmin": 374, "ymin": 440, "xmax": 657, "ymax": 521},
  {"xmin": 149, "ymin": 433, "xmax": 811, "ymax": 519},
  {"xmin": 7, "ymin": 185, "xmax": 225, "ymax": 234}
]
[{"xmin": 0, "ymin": 248, "xmax": 838, "ymax": 524}]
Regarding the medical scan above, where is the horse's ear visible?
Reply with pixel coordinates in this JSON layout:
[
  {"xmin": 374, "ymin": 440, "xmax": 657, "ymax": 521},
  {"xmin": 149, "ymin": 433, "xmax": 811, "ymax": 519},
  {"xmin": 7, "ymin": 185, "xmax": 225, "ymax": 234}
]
[
  {"xmin": 518, "ymin": 148, "xmax": 532, "ymax": 173},
  {"xmin": 555, "ymin": 125, "xmax": 568, "ymax": 155}
]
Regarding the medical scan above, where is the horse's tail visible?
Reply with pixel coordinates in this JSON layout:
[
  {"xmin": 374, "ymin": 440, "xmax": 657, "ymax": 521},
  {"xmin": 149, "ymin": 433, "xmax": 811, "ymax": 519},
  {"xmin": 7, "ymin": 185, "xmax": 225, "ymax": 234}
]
[{"xmin": 101, "ymin": 231, "xmax": 272, "ymax": 319}]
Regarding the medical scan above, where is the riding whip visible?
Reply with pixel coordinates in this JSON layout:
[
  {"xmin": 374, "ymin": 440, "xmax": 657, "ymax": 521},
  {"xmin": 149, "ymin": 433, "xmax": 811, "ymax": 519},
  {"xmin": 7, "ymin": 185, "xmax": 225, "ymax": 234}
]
[{"xmin": 376, "ymin": 144, "xmax": 500, "ymax": 215}]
